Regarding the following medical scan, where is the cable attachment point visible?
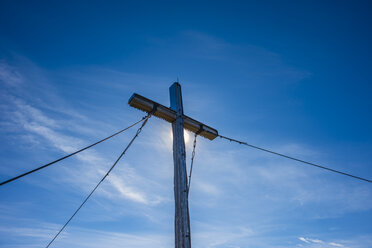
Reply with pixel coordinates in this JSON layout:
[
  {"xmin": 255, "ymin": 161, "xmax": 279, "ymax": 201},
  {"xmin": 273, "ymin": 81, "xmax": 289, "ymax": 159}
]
[
  {"xmin": 149, "ymin": 103, "xmax": 159, "ymax": 115},
  {"xmin": 196, "ymin": 125, "xmax": 203, "ymax": 135}
]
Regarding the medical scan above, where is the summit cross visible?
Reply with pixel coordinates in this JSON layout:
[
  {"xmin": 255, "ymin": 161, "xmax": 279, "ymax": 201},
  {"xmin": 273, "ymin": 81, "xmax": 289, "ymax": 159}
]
[{"xmin": 128, "ymin": 82, "xmax": 218, "ymax": 248}]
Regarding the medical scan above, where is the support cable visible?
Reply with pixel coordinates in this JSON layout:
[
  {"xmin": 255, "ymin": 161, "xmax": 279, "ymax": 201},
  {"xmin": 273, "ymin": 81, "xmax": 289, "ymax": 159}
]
[
  {"xmin": 186, "ymin": 131, "xmax": 200, "ymax": 242},
  {"xmin": 45, "ymin": 114, "xmax": 151, "ymax": 248},
  {"xmin": 0, "ymin": 116, "xmax": 148, "ymax": 187},
  {"xmin": 218, "ymin": 134, "xmax": 371, "ymax": 183},
  {"xmin": 187, "ymin": 133, "xmax": 198, "ymax": 194}
]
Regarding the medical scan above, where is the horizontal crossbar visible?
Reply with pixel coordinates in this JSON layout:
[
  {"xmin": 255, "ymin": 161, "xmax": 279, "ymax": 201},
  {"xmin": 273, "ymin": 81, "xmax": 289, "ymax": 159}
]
[{"xmin": 128, "ymin": 93, "xmax": 218, "ymax": 140}]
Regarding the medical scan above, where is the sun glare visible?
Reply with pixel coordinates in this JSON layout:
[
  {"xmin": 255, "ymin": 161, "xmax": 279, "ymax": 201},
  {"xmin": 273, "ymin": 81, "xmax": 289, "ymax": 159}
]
[
  {"xmin": 169, "ymin": 129, "xmax": 191, "ymax": 144},
  {"xmin": 184, "ymin": 131, "xmax": 190, "ymax": 143}
]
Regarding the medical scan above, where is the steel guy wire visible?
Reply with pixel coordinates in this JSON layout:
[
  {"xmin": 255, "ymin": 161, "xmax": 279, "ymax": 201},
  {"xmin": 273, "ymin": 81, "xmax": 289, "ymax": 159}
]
[
  {"xmin": 0, "ymin": 115, "xmax": 149, "ymax": 187},
  {"xmin": 187, "ymin": 132, "xmax": 198, "ymax": 195},
  {"xmin": 45, "ymin": 114, "xmax": 151, "ymax": 248},
  {"xmin": 218, "ymin": 134, "xmax": 371, "ymax": 183}
]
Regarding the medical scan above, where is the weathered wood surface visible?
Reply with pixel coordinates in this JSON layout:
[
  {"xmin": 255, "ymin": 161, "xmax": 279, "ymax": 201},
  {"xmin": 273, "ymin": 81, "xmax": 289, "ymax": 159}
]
[{"xmin": 170, "ymin": 83, "xmax": 191, "ymax": 248}]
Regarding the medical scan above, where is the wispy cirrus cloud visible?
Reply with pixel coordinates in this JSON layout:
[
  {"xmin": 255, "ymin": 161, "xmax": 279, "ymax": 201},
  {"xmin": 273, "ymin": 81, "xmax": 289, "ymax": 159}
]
[
  {"xmin": 0, "ymin": 218, "xmax": 170, "ymax": 248},
  {"xmin": 0, "ymin": 60, "xmax": 23, "ymax": 86},
  {"xmin": 0, "ymin": 59, "xmax": 165, "ymax": 209},
  {"xmin": 1, "ymin": 53, "xmax": 371, "ymax": 248},
  {"xmin": 299, "ymin": 237, "xmax": 346, "ymax": 247}
]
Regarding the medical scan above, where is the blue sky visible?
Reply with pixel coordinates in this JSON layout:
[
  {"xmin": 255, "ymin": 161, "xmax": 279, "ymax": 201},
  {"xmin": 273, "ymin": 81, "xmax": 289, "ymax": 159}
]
[{"xmin": 0, "ymin": 1, "xmax": 372, "ymax": 247}]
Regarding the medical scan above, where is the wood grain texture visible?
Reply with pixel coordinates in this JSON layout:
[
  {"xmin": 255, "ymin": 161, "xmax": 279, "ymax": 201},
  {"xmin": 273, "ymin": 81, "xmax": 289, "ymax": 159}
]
[{"xmin": 170, "ymin": 83, "xmax": 191, "ymax": 248}]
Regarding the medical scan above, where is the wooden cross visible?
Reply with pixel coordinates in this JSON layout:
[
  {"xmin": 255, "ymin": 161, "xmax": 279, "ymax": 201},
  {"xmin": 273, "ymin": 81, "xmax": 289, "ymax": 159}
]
[{"xmin": 128, "ymin": 82, "xmax": 218, "ymax": 248}]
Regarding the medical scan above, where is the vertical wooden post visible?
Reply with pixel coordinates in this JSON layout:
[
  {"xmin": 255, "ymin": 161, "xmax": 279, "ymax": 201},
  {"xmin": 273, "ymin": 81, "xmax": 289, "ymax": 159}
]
[{"xmin": 170, "ymin": 82, "xmax": 191, "ymax": 248}]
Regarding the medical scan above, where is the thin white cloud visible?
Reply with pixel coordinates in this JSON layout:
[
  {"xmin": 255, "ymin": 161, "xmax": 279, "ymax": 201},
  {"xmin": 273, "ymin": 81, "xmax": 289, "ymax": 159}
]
[
  {"xmin": 329, "ymin": 242, "xmax": 344, "ymax": 247},
  {"xmin": 309, "ymin": 238, "xmax": 324, "ymax": 243},
  {"xmin": 299, "ymin": 237, "xmax": 310, "ymax": 243},
  {"xmin": 0, "ymin": 221, "xmax": 170, "ymax": 248},
  {"xmin": 0, "ymin": 61, "xmax": 23, "ymax": 86},
  {"xmin": 108, "ymin": 174, "xmax": 149, "ymax": 204},
  {"xmin": 298, "ymin": 237, "xmax": 348, "ymax": 248}
]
